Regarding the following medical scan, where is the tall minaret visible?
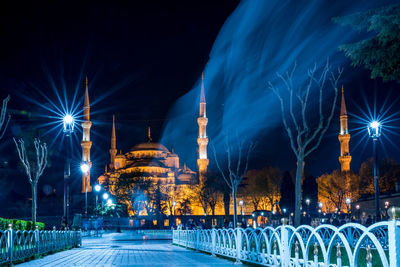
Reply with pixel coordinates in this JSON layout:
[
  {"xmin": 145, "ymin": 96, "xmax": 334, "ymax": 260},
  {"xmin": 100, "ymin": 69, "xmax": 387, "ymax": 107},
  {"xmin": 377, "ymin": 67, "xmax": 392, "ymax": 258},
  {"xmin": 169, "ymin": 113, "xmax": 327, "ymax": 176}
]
[
  {"xmin": 109, "ymin": 115, "xmax": 117, "ymax": 170},
  {"xmin": 338, "ymin": 86, "xmax": 351, "ymax": 172},
  {"xmin": 197, "ymin": 73, "xmax": 209, "ymax": 182},
  {"xmin": 81, "ymin": 77, "xmax": 92, "ymax": 193}
]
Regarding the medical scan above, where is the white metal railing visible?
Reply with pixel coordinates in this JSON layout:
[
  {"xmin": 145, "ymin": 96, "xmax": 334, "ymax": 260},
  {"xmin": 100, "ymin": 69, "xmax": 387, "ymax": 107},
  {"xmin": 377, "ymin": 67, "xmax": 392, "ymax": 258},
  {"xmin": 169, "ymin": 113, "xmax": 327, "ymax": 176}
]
[
  {"xmin": 0, "ymin": 224, "xmax": 82, "ymax": 265},
  {"xmin": 173, "ymin": 219, "xmax": 400, "ymax": 267}
]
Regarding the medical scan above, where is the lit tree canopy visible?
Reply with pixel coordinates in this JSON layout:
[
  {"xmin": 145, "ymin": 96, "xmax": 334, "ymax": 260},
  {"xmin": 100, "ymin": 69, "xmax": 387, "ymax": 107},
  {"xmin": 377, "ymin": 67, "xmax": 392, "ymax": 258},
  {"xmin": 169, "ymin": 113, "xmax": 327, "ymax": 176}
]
[
  {"xmin": 334, "ymin": 4, "xmax": 400, "ymax": 82},
  {"xmin": 317, "ymin": 170, "xmax": 360, "ymax": 213}
]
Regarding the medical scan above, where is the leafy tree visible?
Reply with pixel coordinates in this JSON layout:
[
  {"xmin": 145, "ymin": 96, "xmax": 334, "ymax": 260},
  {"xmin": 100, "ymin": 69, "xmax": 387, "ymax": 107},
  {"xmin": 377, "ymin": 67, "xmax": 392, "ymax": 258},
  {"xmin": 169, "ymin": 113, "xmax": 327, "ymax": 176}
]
[
  {"xmin": 110, "ymin": 172, "xmax": 155, "ymax": 216},
  {"xmin": 359, "ymin": 157, "xmax": 400, "ymax": 194},
  {"xmin": 269, "ymin": 61, "xmax": 342, "ymax": 226},
  {"xmin": 317, "ymin": 170, "xmax": 360, "ymax": 213},
  {"xmin": 334, "ymin": 4, "xmax": 400, "ymax": 82},
  {"xmin": 241, "ymin": 167, "xmax": 282, "ymax": 211}
]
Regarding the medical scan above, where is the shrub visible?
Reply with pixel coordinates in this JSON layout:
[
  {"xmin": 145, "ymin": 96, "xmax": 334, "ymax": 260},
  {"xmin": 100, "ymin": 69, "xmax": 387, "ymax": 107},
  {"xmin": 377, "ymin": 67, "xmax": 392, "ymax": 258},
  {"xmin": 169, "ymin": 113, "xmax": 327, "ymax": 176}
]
[{"xmin": 0, "ymin": 217, "xmax": 45, "ymax": 231}]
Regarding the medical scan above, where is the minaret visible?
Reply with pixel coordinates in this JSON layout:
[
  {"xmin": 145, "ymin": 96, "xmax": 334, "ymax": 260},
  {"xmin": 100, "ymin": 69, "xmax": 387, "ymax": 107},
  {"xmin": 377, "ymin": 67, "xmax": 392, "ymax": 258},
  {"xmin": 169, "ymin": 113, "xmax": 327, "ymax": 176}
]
[
  {"xmin": 81, "ymin": 77, "xmax": 92, "ymax": 193},
  {"xmin": 197, "ymin": 73, "xmax": 209, "ymax": 182},
  {"xmin": 338, "ymin": 86, "xmax": 351, "ymax": 172},
  {"xmin": 148, "ymin": 126, "xmax": 152, "ymax": 142},
  {"xmin": 109, "ymin": 115, "xmax": 117, "ymax": 170}
]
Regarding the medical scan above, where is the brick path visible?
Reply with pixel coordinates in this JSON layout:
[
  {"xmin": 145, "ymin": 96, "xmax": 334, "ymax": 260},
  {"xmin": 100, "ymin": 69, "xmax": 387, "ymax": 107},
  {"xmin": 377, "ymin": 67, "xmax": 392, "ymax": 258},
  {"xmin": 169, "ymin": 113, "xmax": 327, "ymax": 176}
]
[{"xmin": 18, "ymin": 232, "xmax": 244, "ymax": 266}]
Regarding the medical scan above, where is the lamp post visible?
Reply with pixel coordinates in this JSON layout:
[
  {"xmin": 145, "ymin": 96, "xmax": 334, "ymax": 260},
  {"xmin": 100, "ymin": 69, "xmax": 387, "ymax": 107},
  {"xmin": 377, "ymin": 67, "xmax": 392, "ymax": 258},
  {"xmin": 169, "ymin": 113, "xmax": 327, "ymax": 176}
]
[
  {"xmin": 239, "ymin": 200, "xmax": 244, "ymax": 223},
  {"xmin": 63, "ymin": 114, "xmax": 75, "ymax": 227},
  {"xmin": 81, "ymin": 162, "xmax": 90, "ymax": 216},
  {"xmin": 306, "ymin": 199, "xmax": 310, "ymax": 214},
  {"xmin": 368, "ymin": 120, "xmax": 382, "ymax": 221},
  {"xmin": 356, "ymin": 205, "xmax": 360, "ymax": 221},
  {"xmin": 94, "ymin": 184, "xmax": 101, "ymax": 215},
  {"xmin": 102, "ymin": 192, "xmax": 109, "ymax": 214},
  {"xmin": 345, "ymin": 198, "xmax": 351, "ymax": 215}
]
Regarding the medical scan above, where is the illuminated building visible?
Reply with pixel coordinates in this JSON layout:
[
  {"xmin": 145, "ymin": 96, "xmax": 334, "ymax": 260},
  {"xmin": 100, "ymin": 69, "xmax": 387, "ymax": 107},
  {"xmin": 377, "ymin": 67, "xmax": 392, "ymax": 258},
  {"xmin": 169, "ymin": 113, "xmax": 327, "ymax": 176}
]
[
  {"xmin": 81, "ymin": 77, "xmax": 92, "ymax": 193},
  {"xmin": 197, "ymin": 73, "xmax": 209, "ymax": 182},
  {"xmin": 338, "ymin": 86, "xmax": 351, "ymax": 172}
]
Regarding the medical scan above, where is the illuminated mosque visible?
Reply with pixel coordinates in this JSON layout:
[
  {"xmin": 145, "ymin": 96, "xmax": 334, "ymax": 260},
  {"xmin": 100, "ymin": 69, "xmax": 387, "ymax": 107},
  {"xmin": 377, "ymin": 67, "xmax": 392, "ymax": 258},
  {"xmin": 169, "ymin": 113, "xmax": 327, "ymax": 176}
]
[{"xmin": 97, "ymin": 75, "xmax": 210, "ymax": 215}]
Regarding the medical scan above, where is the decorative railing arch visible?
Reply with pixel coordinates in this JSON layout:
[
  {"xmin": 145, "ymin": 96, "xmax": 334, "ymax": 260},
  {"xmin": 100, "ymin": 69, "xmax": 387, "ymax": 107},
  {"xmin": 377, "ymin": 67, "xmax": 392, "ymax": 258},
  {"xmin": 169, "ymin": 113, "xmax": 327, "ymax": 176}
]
[{"xmin": 173, "ymin": 219, "xmax": 400, "ymax": 267}]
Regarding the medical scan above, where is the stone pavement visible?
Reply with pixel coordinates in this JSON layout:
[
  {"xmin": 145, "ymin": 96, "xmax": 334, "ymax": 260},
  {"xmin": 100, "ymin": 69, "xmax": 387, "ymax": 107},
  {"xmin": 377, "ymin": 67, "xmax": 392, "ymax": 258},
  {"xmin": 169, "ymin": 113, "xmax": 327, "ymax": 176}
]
[{"xmin": 18, "ymin": 232, "xmax": 244, "ymax": 266}]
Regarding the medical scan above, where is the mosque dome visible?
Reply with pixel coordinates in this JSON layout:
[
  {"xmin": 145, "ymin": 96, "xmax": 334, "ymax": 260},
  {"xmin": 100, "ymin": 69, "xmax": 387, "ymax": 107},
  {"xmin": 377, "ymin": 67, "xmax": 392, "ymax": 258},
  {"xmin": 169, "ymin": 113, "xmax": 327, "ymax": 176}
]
[{"xmin": 130, "ymin": 142, "xmax": 169, "ymax": 153}]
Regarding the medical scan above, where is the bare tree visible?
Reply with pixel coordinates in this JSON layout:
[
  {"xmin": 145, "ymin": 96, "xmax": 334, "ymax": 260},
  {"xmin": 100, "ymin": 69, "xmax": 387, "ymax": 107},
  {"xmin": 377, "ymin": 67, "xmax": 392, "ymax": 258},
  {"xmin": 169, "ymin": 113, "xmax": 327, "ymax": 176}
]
[
  {"xmin": 268, "ymin": 61, "xmax": 342, "ymax": 226},
  {"xmin": 14, "ymin": 138, "xmax": 48, "ymax": 227},
  {"xmin": 0, "ymin": 95, "xmax": 10, "ymax": 140},
  {"xmin": 212, "ymin": 136, "xmax": 256, "ymax": 227}
]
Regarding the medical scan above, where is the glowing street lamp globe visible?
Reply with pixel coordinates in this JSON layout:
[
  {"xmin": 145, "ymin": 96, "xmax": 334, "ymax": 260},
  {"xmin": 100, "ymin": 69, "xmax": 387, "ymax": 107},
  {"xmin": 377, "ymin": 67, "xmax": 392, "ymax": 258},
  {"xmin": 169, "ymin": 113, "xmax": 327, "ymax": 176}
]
[
  {"xmin": 94, "ymin": 184, "xmax": 101, "ymax": 192},
  {"xmin": 103, "ymin": 193, "xmax": 109, "ymax": 200},
  {"xmin": 107, "ymin": 199, "xmax": 113, "ymax": 206},
  {"xmin": 345, "ymin": 198, "xmax": 351, "ymax": 204},
  {"xmin": 80, "ymin": 163, "xmax": 90, "ymax": 174},
  {"xmin": 63, "ymin": 114, "xmax": 75, "ymax": 134},
  {"xmin": 367, "ymin": 120, "xmax": 382, "ymax": 140}
]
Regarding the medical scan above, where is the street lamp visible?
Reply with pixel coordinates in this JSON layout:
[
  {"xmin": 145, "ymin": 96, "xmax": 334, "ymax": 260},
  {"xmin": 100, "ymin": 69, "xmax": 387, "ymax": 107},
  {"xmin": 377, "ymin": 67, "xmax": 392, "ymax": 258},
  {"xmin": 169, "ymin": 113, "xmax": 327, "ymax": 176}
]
[
  {"xmin": 172, "ymin": 201, "xmax": 177, "ymax": 216},
  {"xmin": 345, "ymin": 198, "xmax": 351, "ymax": 214},
  {"xmin": 103, "ymin": 193, "xmax": 109, "ymax": 200},
  {"xmin": 239, "ymin": 200, "xmax": 244, "ymax": 223},
  {"xmin": 94, "ymin": 184, "xmax": 101, "ymax": 215},
  {"xmin": 368, "ymin": 120, "xmax": 382, "ymax": 221},
  {"xmin": 62, "ymin": 114, "xmax": 75, "ymax": 227},
  {"xmin": 306, "ymin": 199, "xmax": 310, "ymax": 214},
  {"xmin": 81, "ymin": 162, "xmax": 90, "ymax": 216}
]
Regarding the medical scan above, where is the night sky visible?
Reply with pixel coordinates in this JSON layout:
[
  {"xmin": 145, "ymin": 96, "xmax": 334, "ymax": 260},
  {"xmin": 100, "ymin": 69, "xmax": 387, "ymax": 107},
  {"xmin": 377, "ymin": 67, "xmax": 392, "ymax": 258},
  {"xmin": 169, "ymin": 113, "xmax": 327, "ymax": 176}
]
[{"xmin": 0, "ymin": 1, "xmax": 399, "ymax": 217}]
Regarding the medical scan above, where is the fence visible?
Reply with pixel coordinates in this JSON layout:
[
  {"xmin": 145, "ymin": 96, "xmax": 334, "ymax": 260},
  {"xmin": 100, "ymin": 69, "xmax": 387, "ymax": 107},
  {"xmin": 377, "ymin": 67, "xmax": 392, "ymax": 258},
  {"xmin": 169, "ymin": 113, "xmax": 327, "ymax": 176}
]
[
  {"xmin": 173, "ymin": 217, "xmax": 400, "ymax": 266},
  {"xmin": 0, "ymin": 224, "xmax": 82, "ymax": 265}
]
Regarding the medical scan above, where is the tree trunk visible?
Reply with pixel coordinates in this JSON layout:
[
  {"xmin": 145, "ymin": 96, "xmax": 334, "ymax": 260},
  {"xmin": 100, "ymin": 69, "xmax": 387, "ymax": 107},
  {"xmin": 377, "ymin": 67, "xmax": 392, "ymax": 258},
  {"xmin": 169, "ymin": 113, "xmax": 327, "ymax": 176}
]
[
  {"xmin": 232, "ymin": 187, "xmax": 237, "ymax": 228},
  {"xmin": 294, "ymin": 156, "xmax": 304, "ymax": 226},
  {"xmin": 31, "ymin": 182, "xmax": 37, "ymax": 228},
  {"xmin": 223, "ymin": 191, "xmax": 230, "ymax": 217}
]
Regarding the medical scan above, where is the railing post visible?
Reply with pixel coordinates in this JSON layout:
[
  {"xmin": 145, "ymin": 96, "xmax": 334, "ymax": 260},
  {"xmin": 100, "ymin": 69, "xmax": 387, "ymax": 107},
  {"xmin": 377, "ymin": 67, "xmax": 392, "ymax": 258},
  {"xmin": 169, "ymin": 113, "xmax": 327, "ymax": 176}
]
[
  {"xmin": 313, "ymin": 242, "xmax": 318, "ymax": 267},
  {"xmin": 7, "ymin": 223, "xmax": 13, "ymax": 265},
  {"xmin": 35, "ymin": 225, "xmax": 40, "ymax": 256},
  {"xmin": 211, "ymin": 225, "xmax": 216, "ymax": 257},
  {"xmin": 336, "ymin": 243, "xmax": 342, "ymax": 267},
  {"xmin": 196, "ymin": 228, "xmax": 200, "ymax": 251},
  {"xmin": 388, "ymin": 206, "xmax": 400, "ymax": 267},
  {"xmin": 281, "ymin": 218, "xmax": 289, "ymax": 267},
  {"xmin": 294, "ymin": 241, "xmax": 299, "ymax": 267},
  {"xmin": 52, "ymin": 226, "xmax": 56, "ymax": 250},
  {"xmin": 235, "ymin": 223, "xmax": 242, "ymax": 265}
]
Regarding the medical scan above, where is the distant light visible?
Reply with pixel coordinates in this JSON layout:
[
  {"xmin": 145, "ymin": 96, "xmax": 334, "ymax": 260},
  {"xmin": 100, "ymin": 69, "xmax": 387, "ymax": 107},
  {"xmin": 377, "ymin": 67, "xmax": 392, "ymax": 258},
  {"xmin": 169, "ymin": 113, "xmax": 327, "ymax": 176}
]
[
  {"xmin": 356, "ymin": 205, "xmax": 360, "ymax": 210},
  {"xmin": 368, "ymin": 120, "xmax": 382, "ymax": 139},
  {"xmin": 63, "ymin": 114, "xmax": 75, "ymax": 133},
  {"xmin": 103, "ymin": 193, "xmax": 109, "ymax": 200},
  {"xmin": 345, "ymin": 198, "xmax": 351, "ymax": 204},
  {"xmin": 318, "ymin": 202, "xmax": 323, "ymax": 208},
  {"xmin": 370, "ymin": 121, "xmax": 380, "ymax": 129},
  {"xmin": 306, "ymin": 199, "xmax": 310, "ymax": 205},
  {"xmin": 261, "ymin": 212, "xmax": 264, "ymax": 216},
  {"xmin": 239, "ymin": 200, "xmax": 244, "ymax": 206},
  {"xmin": 107, "ymin": 199, "xmax": 113, "ymax": 206},
  {"xmin": 94, "ymin": 184, "xmax": 101, "ymax": 192},
  {"xmin": 80, "ymin": 163, "xmax": 90, "ymax": 173},
  {"xmin": 283, "ymin": 208, "xmax": 287, "ymax": 213},
  {"xmin": 252, "ymin": 214, "xmax": 255, "ymax": 217},
  {"xmin": 172, "ymin": 201, "xmax": 177, "ymax": 206},
  {"xmin": 63, "ymin": 114, "xmax": 73, "ymax": 124},
  {"xmin": 272, "ymin": 211, "xmax": 275, "ymax": 215}
]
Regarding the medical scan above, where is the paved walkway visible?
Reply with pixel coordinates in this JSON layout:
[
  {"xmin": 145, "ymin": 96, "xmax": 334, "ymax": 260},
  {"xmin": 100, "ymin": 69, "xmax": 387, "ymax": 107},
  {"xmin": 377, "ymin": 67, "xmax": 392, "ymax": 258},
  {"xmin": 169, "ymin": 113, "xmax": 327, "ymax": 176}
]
[{"xmin": 18, "ymin": 232, "xmax": 244, "ymax": 266}]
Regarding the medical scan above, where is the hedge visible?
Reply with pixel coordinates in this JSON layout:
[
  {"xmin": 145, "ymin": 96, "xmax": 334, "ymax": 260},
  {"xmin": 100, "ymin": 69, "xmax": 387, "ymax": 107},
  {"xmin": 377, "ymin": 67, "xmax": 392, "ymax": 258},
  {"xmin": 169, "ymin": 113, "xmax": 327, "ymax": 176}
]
[{"xmin": 0, "ymin": 218, "xmax": 45, "ymax": 231}]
